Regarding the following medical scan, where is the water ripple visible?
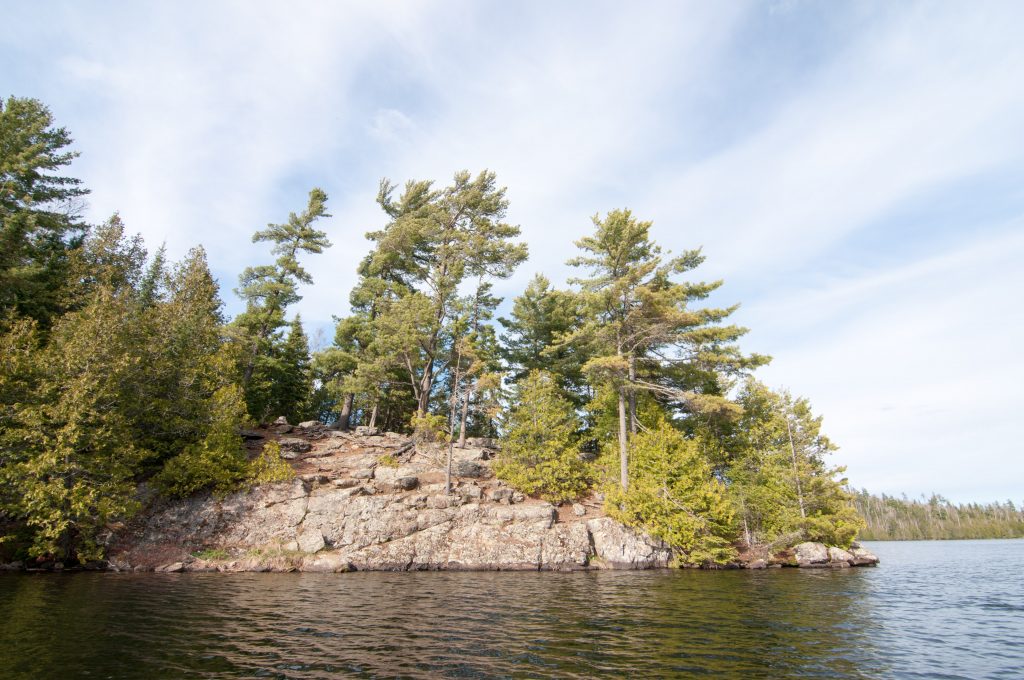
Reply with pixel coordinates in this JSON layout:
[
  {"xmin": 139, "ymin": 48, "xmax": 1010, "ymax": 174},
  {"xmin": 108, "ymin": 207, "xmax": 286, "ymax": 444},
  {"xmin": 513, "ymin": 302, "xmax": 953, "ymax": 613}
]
[{"xmin": 0, "ymin": 539, "xmax": 1022, "ymax": 678}]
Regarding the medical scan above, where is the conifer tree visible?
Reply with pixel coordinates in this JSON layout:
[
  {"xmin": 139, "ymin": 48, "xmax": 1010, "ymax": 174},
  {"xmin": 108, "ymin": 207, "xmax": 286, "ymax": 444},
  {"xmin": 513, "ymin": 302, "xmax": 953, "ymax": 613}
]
[
  {"xmin": 568, "ymin": 209, "xmax": 767, "ymax": 490},
  {"xmin": 494, "ymin": 371, "xmax": 590, "ymax": 503},
  {"xmin": 273, "ymin": 316, "xmax": 314, "ymax": 424},
  {"xmin": 234, "ymin": 189, "xmax": 330, "ymax": 420},
  {"xmin": 499, "ymin": 273, "xmax": 589, "ymax": 404},
  {"xmin": 727, "ymin": 380, "xmax": 863, "ymax": 548},
  {"xmin": 0, "ymin": 96, "xmax": 89, "ymax": 326},
  {"xmin": 606, "ymin": 423, "xmax": 736, "ymax": 565},
  {"xmin": 366, "ymin": 170, "xmax": 527, "ymax": 418}
]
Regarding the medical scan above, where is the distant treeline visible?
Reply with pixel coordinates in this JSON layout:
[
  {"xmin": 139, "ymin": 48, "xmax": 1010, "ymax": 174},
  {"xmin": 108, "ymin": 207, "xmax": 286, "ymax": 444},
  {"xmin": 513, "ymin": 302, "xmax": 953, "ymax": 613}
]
[{"xmin": 854, "ymin": 491, "xmax": 1024, "ymax": 541}]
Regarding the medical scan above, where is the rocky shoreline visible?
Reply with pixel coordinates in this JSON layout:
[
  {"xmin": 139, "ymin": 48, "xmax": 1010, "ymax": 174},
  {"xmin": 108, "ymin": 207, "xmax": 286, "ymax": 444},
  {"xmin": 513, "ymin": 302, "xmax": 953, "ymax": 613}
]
[{"xmin": 2, "ymin": 423, "xmax": 879, "ymax": 573}]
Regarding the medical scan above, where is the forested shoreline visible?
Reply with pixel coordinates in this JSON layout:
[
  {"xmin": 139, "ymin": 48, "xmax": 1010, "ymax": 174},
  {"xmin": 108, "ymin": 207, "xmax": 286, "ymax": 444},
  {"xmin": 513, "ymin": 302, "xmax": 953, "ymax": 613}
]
[
  {"xmin": 855, "ymin": 492, "xmax": 1024, "ymax": 541},
  {"xmin": 0, "ymin": 95, "xmax": 932, "ymax": 567}
]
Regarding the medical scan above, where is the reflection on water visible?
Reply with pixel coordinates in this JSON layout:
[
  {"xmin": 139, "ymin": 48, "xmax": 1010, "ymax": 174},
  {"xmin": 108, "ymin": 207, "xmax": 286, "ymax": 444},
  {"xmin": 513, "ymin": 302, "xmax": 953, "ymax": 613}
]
[{"xmin": 1, "ymin": 540, "xmax": 1022, "ymax": 679}]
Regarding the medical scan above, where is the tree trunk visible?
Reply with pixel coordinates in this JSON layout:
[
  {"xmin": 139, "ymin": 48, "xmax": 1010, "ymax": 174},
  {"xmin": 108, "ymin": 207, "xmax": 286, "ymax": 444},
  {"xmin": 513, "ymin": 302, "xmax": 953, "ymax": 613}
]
[
  {"xmin": 618, "ymin": 386, "xmax": 629, "ymax": 491},
  {"xmin": 458, "ymin": 387, "xmax": 471, "ymax": 448},
  {"xmin": 786, "ymin": 417, "xmax": 806, "ymax": 519},
  {"xmin": 627, "ymin": 354, "xmax": 637, "ymax": 435},
  {"xmin": 336, "ymin": 393, "xmax": 354, "ymax": 430},
  {"xmin": 417, "ymin": 359, "xmax": 433, "ymax": 416},
  {"xmin": 369, "ymin": 401, "xmax": 379, "ymax": 429}
]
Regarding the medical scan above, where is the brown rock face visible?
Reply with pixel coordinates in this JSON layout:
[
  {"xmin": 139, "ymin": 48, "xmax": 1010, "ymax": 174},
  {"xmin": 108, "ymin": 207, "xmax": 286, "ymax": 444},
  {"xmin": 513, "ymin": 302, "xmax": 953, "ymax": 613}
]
[{"xmin": 111, "ymin": 431, "xmax": 670, "ymax": 573}]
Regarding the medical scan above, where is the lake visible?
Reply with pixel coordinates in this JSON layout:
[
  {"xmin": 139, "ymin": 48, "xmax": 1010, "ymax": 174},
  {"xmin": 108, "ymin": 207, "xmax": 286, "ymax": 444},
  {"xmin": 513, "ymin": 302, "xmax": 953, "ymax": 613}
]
[{"xmin": 1, "ymin": 539, "xmax": 1022, "ymax": 678}]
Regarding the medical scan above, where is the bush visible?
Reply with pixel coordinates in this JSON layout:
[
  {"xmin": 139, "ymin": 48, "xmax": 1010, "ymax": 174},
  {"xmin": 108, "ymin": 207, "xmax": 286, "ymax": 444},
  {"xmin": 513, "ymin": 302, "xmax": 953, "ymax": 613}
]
[
  {"xmin": 410, "ymin": 412, "xmax": 448, "ymax": 443},
  {"xmin": 155, "ymin": 386, "xmax": 250, "ymax": 498},
  {"xmin": 248, "ymin": 441, "xmax": 295, "ymax": 485},
  {"xmin": 605, "ymin": 425, "xmax": 736, "ymax": 565},
  {"xmin": 494, "ymin": 371, "xmax": 591, "ymax": 503}
]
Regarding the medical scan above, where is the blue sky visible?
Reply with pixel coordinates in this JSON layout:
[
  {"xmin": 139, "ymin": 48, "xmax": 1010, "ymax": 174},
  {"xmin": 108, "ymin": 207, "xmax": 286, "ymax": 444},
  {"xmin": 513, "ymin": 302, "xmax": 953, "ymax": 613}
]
[{"xmin": 3, "ymin": 1, "xmax": 1022, "ymax": 503}]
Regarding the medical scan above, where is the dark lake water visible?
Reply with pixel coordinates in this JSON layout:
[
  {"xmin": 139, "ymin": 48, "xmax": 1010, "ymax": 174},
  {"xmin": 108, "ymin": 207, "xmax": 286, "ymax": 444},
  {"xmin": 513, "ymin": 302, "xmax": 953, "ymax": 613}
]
[{"xmin": 1, "ymin": 539, "xmax": 1022, "ymax": 679}]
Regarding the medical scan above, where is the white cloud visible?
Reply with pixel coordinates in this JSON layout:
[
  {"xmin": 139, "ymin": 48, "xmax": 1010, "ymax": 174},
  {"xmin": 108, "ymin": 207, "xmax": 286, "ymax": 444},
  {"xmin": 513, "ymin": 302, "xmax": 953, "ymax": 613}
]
[
  {"xmin": 5, "ymin": 1, "xmax": 1023, "ymax": 501},
  {"xmin": 745, "ymin": 225, "xmax": 1024, "ymax": 502}
]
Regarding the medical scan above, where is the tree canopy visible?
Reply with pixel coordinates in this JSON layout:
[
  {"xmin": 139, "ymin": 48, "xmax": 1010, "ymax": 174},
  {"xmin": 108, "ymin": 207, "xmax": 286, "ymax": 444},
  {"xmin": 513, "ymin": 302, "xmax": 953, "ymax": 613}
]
[{"xmin": 0, "ymin": 97, "xmax": 867, "ymax": 566}]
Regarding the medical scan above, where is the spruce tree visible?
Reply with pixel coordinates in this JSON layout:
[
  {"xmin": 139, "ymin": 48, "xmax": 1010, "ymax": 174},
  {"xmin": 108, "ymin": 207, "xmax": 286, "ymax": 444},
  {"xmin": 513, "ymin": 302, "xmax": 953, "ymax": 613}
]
[
  {"xmin": 493, "ymin": 371, "xmax": 590, "ymax": 503},
  {"xmin": 498, "ymin": 273, "xmax": 589, "ymax": 405},
  {"xmin": 273, "ymin": 316, "xmax": 314, "ymax": 424},
  {"xmin": 0, "ymin": 96, "xmax": 89, "ymax": 326}
]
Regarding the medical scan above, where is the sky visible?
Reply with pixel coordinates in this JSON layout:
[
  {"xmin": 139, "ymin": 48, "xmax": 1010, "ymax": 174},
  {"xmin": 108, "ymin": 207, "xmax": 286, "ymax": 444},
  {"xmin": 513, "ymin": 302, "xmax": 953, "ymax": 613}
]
[{"xmin": 3, "ymin": 0, "xmax": 1022, "ymax": 503}]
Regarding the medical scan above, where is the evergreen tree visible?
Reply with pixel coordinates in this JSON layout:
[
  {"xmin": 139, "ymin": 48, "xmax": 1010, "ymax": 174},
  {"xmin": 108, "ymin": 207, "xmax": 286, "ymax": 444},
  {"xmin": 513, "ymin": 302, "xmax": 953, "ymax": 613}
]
[
  {"xmin": 272, "ymin": 316, "xmax": 313, "ymax": 424},
  {"xmin": 233, "ymin": 188, "xmax": 330, "ymax": 420},
  {"xmin": 0, "ymin": 96, "xmax": 89, "ymax": 327},
  {"xmin": 499, "ymin": 273, "xmax": 589, "ymax": 405},
  {"xmin": 366, "ymin": 170, "xmax": 527, "ymax": 418},
  {"xmin": 493, "ymin": 371, "xmax": 590, "ymax": 503},
  {"xmin": 605, "ymin": 423, "xmax": 736, "ymax": 565},
  {"xmin": 727, "ymin": 380, "xmax": 863, "ymax": 548},
  {"xmin": 568, "ymin": 209, "xmax": 767, "ymax": 490}
]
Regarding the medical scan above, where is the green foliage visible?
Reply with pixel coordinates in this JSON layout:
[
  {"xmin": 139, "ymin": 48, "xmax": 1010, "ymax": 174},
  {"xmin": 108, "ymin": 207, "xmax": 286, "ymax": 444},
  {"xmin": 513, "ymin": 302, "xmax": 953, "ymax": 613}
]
[
  {"xmin": 248, "ymin": 441, "xmax": 295, "ymax": 485},
  {"xmin": 378, "ymin": 453, "xmax": 399, "ymax": 468},
  {"xmin": 855, "ymin": 492, "xmax": 1024, "ymax": 540},
  {"xmin": 605, "ymin": 425, "xmax": 736, "ymax": 565},
  {"xmin": 233, "ymin": 189, "xmax": 330, "ymax": 421},
  {"xmin": 499, "ymin": 274, "xmax": 589, "ymax": 404},
  {"xmin": 154, "ymin": 386, "xmax": 250, "ymax": 499},
  {"xmin": 567, "ymin": 208, "xmax": 768, "ymax": 490},
  {"xmin": 494, "ymin": 371, "xmax": 591, "ymax": 503},
  {"xmin": 192, "ymin": 548, "xmax": 230, "ymax": 560},
  {"xmin": 271, "ymin": 316, "xmax": 314, "ymax": 424},
  {"xmin": 726, "ymin": 380, "xmax": 864, "ymax": 549},
  {"xmin": 410, "ymin": 412, "xmax": 449, "ymax": 443},
  {"xmin": 0, "ymin": 96, "xmax": 89, "ymax": 326}
]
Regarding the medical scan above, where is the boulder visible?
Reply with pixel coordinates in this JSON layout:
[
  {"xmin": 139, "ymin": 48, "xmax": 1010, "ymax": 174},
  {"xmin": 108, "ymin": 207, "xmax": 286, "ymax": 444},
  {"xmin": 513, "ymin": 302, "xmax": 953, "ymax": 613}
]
[
  {"xmin": 586, "ymin": 517, "xmax": 672, "ymax": 569},
  {"xmin": 794, "ymin": 542, "xmax": 830, "ymax": 567},
  {"xmin": 454, "ymin": 460, "xmax": 488, "ymax": 479},
  {"xmin": 465, "ymin": 437, "xmax": 499, "ymax": 450},
  {"xmin": 297, "ymin": 528, "xmax": 326, "ymax": 554},
  {"xmin": 278, "ymin": 438, "xmax": 312, "ymax": 454},
  {"xmin": 746, "ymin": 559, "xmax": 767, "ymax": 569},
  {"xmin": 850, "ymin": 546, "xmax": 880, "ymax": 566},
  {"xmin": 394, "ymin": 476, "xmax": 419, "ymax": 491},
  {"xmin": 297, "ymin": 420, "xmax": 322, "ymax": 430},
  {"xmin": 486, "ymin": 487, "xmax": 514, "ymax": 503},
  {"xmin": 572, "ymin": 503, "xmax": 587, "ymax": 517},
  {"xmin": 239, "ymin": 429, "xmax": 265, "ymax": 440},
  {"xmin": 156, "ymin": 562, "xmax": 185, "ymax": 573},
  {"xmin": 828, "ymin": 546, "xmax": 854, "ymax": 566},
  {"xmin": 355, "ymin": 426, "xmax": 380, "ymax": 437},
  {"xmin": 271, "ymin": 416, "xmax": 292, "ymax": 434}
]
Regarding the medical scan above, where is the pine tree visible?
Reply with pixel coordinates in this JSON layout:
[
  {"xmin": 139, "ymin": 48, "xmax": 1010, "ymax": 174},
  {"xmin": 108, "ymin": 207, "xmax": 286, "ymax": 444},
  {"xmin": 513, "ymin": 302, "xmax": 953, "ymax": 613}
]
[
  {"xmin": 0, "ymin": 96, "xmax": 89, "ymax": 326},
  {"xmin": 233, "ymin": 188, "xmax": 330, "ymax": 420},
  {"xmin": 568, "ymin": 209, "xmax": 767, "ymax": 490},
  {"xmin": 493, "ymin": 371, "xmax": 590, "ymax": 503},
  {"xmin": 366, "ymin": 170, "xmax": 527, "ymax": 418}
]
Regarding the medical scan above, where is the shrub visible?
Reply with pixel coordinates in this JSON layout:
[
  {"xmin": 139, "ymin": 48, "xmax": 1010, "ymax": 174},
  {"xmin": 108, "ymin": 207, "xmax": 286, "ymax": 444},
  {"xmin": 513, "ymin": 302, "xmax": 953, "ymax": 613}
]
[
  {"xmin": 248, "ymin": 441, "xmax": 295, "ymax": 485},
  {"xmin": 605, "ymin": 425, "xmax": 736, "ymax": 565},
  {"xmin": 494, "ymin": 371, "xmax": 591, "ymax": 503},
  {"xmin": 155, "ymin": 386, "xmax": 250, "ymax": 498}
]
